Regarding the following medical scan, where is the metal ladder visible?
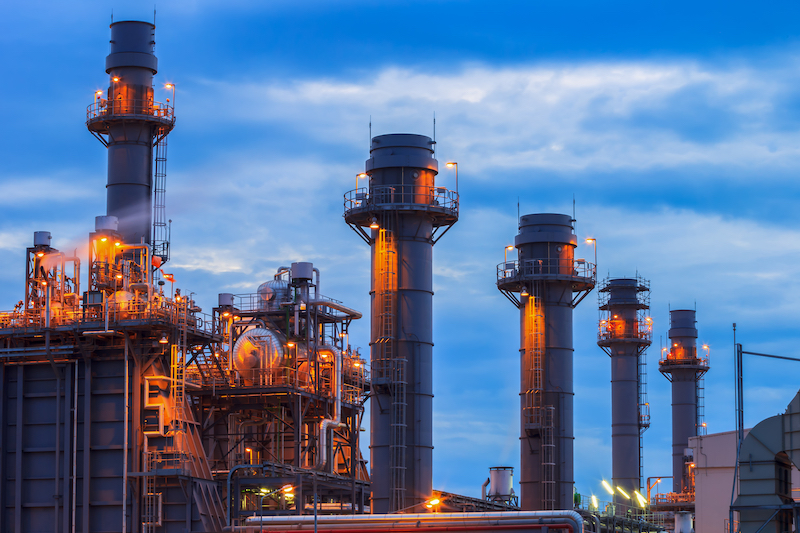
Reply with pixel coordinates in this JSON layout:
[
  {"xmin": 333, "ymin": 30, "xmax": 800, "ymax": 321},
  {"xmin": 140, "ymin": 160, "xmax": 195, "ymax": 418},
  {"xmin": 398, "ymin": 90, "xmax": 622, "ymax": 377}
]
[
  {"xmin": 376, "ymin": 226, "xmax": 407, "ymax": 513},
  {"xmin": 638, "ymin": 345, "xmax": 650, "ymax": 489},
  {"xmin": 152, "ymin": 133, "xmax": 170, "ymax": 263},
  {"xmin": 523, "ymin": 284, "xmax": 555, "ymax": 510},
  {"xmin": 696, "ymin": 376, "xmax": 706, "ymax": 435},
  {"xmin": 143, "ymin": 451, "xmax": 158, "ymax": 533}
]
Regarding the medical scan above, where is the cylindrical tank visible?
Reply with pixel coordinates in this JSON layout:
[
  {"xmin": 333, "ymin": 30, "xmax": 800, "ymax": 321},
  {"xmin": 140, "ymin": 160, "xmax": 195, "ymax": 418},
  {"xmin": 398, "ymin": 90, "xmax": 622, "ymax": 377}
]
[
  {"xmin": 33, "ymin": 231, "xmax": 52, "ymax": 247},
  {"xmin": 597, "ymin": 278, "xmax": 651, "ymax": 502},
  {"xmin": 659, "ymin": 309, "xmax": 708, "ymax": 493},
  {"xmin": 218, "ymin": 293, "xmax": 234, "ymax": 307},
  {"xmin": 87, "ymin": 21, "xmax": 174, "ymax": 245},
  {"xmin": 95, "ymin": 215, "xmax": 119, "ymax": 232},
  {"xmin": 291, "ymin": 262, "xmax": 314, "ymax": 281},
  {"xmin": 674, "ymin": 511, "xmax": 693, "ymax": 533},
  {"xmin": 488, "ymin": 466, "xmax": 514, "ymax": 499},
  {"xmin": 344, "ymin": 133, "xmax": 458, "ymax": 513},
  {"xmin": 497, "ymin": 213, "xmax": 595, "ymax": 511},
  {"xmin": 258, "ymin": 280, "xmax": 290, "ymax": 310}
]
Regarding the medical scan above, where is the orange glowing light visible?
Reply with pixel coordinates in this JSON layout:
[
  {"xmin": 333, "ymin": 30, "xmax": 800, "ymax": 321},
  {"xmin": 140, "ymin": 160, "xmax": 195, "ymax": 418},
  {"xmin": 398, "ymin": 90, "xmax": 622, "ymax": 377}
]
[
  {"xmin": 36, "ymin": 252, "xmax": 45, "ymax": 258},
  {"xmin": 245, "ymin": 447, "xmax": 252, "ymax": 452},
  {"xmin": 357, "ymin": 173, "xmax": 367, "ymax": 179},
  {"xmin": 222, "ymin": 311, "xmax": 231, "ymax": 318},
  {"xmin": 114, "ymin": 242, "xmax": 121, "ymax": 247},
  {"xmin": 165, "ymin": 83, "xmax": 173, "ymax": 89},
  {"xmin": 112, "ymin": 77, "xmax": 120, "ymax": 82},
  {"xmin": 41, "ymin": 281, "xmax": 47, "ymax": 286},
  {"xmin": 115, "ymin": 274, "xmax": 123, "ymax": 279},
  {"xmin": 445, "ymin": 162, "xmax": 456, "ymax": 168},
  {"xmin": 282, "ymin": 484, "xmax": 293, "ymax": 493},
  {"xmin": 287, "ymin": 342, "xmax": 295, "ymax": 348},
  {"xmin": 95, "ymin": 90, "xmax": 103, "ymax": 95},
  {"xmin": 100, "ymin": 237, "xmax": 107, "ymax": 242},
  {"xmin": 370, "ymin": 217, "xmax": 379, "ymax": 229}
]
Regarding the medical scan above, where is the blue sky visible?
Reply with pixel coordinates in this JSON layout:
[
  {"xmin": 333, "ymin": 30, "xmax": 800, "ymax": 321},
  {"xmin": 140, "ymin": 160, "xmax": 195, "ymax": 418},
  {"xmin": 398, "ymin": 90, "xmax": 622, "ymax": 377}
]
[{"xmin": 4, "ymin": 0, "xmax": 800, "ymax": 502}]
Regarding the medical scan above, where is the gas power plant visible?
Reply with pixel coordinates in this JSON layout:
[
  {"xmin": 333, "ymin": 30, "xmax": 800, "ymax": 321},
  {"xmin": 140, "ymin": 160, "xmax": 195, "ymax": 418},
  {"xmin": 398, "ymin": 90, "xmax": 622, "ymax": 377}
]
[{"xmin": 0, "ymin": 17, "xmax": 795, "ymax": 533}]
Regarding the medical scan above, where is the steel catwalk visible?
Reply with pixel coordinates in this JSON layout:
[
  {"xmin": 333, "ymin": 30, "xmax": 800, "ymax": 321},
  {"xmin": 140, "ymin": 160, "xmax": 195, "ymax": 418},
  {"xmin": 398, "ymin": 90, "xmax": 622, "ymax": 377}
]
[
  {"xmin": 497, "ymin": 214, "xmax": 595, "ymax": 511},
  {"xmin": 344, "ymin": 134, "xmax": 458, "ymax": 513}
]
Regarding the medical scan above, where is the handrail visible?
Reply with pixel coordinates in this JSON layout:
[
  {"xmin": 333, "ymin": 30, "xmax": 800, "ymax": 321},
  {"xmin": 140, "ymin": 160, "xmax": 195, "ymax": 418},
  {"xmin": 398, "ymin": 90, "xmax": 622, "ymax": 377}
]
[
  {"xmin": 343, "ymin": 185, "xmax": 459, "ymax": 215},
  {"xmin": 87, "ymin": 98, "xmax": 174, "ymax": 122},
  {"xmin": 598, "ymin": 319, "xmax": 653, "ymax": 343},
  {"xmin": 497, "ymin": 258, "xmax": 596, "ymax": 282}
]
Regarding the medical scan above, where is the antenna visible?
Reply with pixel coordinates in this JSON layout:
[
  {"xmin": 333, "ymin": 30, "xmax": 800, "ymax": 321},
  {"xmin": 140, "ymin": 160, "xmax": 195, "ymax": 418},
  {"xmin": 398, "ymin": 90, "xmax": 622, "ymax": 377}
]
[
  {"xmin": 369, "ymin": 116, "xmax": 372, "ymax": 148},
  {"xmin": 433, "ymin": 112, "xmax": 436, "ymax": 157},
  {"xmin": 154, "ymin": 6, "xmax": 157, "ymax": 25},
  {"xmin": 517, "ymin": 197, "xmax": 520, "ymax": 224},
  {"xmin": 111, "ymin": 10, "xmax": 113, "ymax": 24}
]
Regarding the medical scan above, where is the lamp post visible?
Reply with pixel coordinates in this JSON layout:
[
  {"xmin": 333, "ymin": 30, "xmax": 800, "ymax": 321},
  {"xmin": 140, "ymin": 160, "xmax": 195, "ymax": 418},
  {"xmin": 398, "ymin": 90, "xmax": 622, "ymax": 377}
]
[
  {"xmin": 165, "ymin": 83, "xmax": 176, "ymax": 113},
  {"xmin": 585, "ymin": 238, "xmax": 597, "ymax": 268},
  {"xmin": 646, "ymin": 476, "xmax": 670, "ymax": 503},
  {"xmin": 445, "ymin": 161, "xmax": 458, "ymax": 195}
]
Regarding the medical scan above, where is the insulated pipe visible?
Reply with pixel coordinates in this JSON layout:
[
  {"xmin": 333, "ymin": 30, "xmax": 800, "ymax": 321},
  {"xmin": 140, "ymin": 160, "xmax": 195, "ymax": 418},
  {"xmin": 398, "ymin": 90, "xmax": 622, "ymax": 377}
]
[
  {"xmin": 307, "ymin": 299, "xmax": 363, "ymax": 320},
  {"xmin": 481, "ymin": 478, "xmax": 491, "ymax": 500},
  {"xmin": 313, "ymin": 267, "xmax": 321, "ymax": 299},
  {"xmin": 316, "ymin": 345, "xmax": 346, "ymax": 470},
  {"xmin": 238, "ymin": 510, "xmax": 585, "ymax": 532}
]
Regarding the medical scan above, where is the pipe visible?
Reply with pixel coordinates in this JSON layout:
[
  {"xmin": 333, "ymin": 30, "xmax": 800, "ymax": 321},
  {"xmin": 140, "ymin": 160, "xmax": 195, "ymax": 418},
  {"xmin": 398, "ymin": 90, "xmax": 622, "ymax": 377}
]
[
  {"xmin": 227, "ymin": 463, "xmax": 258, "ymax": 526},
  {"xmin": 275, "ymin": 266, "xmax": 291, "ymax": 280},
  {"xmin": 118, "ymin": 244, "xmax": 152, "ymax": 300},
  {"xmin": 316, "ymin": 345, "xmax": 346, "ymax": 470},
  {"xmin": 307, "ymin": 300, "xmax": 363, "ymax": 320},
  {"xmin": 64, "ymin": 255, "xmax": 81, "ymax": 305},
  {"xmin": 481, "ymin": 478, "xmax": 490, "ymax": 500},
  {"xmin": 122, "ymin": 335, "xmax": 129, "ymax": 532},
  {"xmin": 71, "ymin": 361, "xmax": 78, "ymax": 533},
  {"xmin": 313, "ymin": 267, "xmax": 321, "ymax": 299},
  {"xmin": 238, "ymin": 510, "xmax": 584, "ymax": 532}
]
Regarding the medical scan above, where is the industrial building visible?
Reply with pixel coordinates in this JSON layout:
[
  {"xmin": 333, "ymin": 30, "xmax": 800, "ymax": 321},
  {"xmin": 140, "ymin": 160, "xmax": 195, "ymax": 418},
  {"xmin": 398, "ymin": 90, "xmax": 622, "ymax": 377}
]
[{"xmin": 0, "ymin": 16, "xmax": 797, "ymax": 533}]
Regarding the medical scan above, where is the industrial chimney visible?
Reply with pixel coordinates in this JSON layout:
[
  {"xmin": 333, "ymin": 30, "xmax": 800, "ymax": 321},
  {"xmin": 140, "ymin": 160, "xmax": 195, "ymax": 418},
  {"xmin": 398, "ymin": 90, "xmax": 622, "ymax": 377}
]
[
  {"xmin": 344, "ymin": 134, "xmax": 459, "ymax": 513},
  {"xmin": 659, "ymin": 309, "xmax": 709, "ymax": 494},
  {"xmin": 597, "ymin": 277, "xmax": 652, "ymax": 503},
  {"xmin": 86, "ymin": 20, "xmax": 175, "ymax": 252},
  {"xmin": 496, "ymin": 214, "xmax": 595, "ymax": 510}
]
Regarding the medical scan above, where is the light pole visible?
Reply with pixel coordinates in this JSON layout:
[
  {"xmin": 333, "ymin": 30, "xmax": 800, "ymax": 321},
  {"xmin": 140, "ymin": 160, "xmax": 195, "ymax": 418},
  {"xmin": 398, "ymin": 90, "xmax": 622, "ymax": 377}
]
[
  {"xmin": 445, "ymin": 161, "xmax": 458, "ymax": 195},
  {"xmin": 646, "ymin": 476, "xmax": 669, "ymax": 503},
  {"xmin": 504, "ymin": 245, "xmax": 514, "ymax": 265},
  {"xmin": 585, "ymin": 238, "xmax": 597, "ymax": 269},
  {"xmin": 258, "ymin": 485, "xmax": 293, "ymax": 525},
  {"xmin": 165, "ymin": 83, "xmax": 176, "ymax": 113}
]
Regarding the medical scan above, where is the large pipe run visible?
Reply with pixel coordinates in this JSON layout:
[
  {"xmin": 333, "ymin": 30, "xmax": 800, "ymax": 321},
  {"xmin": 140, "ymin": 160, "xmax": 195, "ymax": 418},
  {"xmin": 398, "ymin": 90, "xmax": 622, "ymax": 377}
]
[{"xmin": 497, "ymin": 214, "xmax": 595, "ymax": 511}]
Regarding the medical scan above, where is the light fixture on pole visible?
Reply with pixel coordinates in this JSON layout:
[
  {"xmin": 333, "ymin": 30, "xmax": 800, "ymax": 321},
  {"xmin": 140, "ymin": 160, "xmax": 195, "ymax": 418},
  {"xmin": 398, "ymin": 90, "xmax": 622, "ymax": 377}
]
[
  {"xmin": 585, "ymin": 238, "xmax": 597, "ymax": 268},
  {"xmin": 445, "ymin": 162, "xmax": 458, "ymax": 195}
]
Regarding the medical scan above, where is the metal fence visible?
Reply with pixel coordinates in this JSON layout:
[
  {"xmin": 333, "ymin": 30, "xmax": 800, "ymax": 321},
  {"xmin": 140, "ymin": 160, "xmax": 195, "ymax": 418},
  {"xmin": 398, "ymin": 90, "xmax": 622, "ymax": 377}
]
[
  {"xmin": 343, "ymin": 185, "xmax": 459, "ymax": 215},
  {"xmin": 497, "ymin": 258, "xmax": 596, "ymax": 282},
  {"xmin": 87, "ymin": 98, "xmax": 174, "ymax": 122}
]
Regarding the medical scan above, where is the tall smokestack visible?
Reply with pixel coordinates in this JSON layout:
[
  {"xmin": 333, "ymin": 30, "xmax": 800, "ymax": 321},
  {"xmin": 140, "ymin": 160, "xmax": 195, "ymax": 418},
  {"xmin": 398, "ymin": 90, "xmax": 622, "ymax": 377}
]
[
  {"xmin": 344, "ymin": 134, "xmax": 459, "ymax": 513},
  {"xmin": 497, "ymin": 214, "xmax": 595, "ymax": 510},
  {"xmin": 597, "ymin": 277, "xmax": 652, "ymax": 502},
  {"xmin": 86, "ymin": 21, "xmax": 175, "ymax": 246},
  {"xmin": 659, "ymin": 309, "xmax": 709, "ymax": 493}
]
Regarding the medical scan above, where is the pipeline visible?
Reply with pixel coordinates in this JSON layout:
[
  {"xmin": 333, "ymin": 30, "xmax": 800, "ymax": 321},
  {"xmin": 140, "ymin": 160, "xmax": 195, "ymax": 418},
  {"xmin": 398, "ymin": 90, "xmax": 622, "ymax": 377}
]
[
  {"xmin": 307, "ymin": 300, "xmax": 363, "ymax": 320},
  {"xmin": 235, "ymin": 511, "xmax": 584, "ymax": 532},
  {"xmin": 316, "ymin": 344, "xmax": 346, "ymax": 470}
]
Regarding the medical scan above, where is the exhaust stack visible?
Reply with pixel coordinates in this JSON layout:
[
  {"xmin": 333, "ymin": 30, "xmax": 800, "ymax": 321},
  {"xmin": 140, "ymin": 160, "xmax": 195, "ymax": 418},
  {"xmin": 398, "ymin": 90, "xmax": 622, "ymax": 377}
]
[
  {"xmin": 344, "ymin": 133, "xmax": 459, "ymax": 513},
  {"xmin": 86, "ymin": 20, "xmax": 175, "ymax": 247},
  {"xmin": 497, "ymin": 214, "xmax": 595, "ymax": 510}
]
